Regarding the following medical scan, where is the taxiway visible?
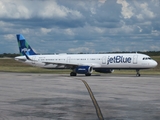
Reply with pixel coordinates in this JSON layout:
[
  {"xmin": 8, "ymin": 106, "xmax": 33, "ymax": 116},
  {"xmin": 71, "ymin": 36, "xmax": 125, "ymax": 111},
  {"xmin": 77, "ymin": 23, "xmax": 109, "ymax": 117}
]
[{"xmin": 0, "ymin": 73, "xmax": 159, "ymax": 120}]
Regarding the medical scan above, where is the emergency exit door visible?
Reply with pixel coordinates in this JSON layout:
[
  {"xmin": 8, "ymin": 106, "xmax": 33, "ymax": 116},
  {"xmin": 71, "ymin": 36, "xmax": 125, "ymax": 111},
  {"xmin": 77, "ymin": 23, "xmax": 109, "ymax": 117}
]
[
  {"xmin": 133, "ymin": 55, "xmax": 138, "ymax": 64},
  {"xmin": 102, "ymin": 56, "xmax": 106, "ymax": 64}
]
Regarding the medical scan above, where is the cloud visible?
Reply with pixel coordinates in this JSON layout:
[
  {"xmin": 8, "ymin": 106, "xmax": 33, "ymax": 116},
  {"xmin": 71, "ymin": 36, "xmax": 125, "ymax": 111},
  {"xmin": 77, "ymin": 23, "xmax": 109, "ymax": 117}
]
[
  {"xmin": 117, "ymin": 0, "xmax": 134, "ymax": 19},
  {"xmin": 84, "ymin": 42, "xmax": 95, "ymax": 47},
  {"xmin": 137, "ymin": 26, "xmax": 143, "ymax": 32},
  {"xmin": 21, "ymin": 28, "xmax": 32, "ymax": 34},
  {"xmin": 40, "ymin": 28, "xmax": 52, "ymax": 35},
  {"xmin": 38, "ymin": 1, "xmax": 83, "ymax": 19},
  {"xmin": 135, "ymin": 2, "xmax": 155, "ymax": 20},
  {"xmin": 94, "ymin": 27, "xmax": 105, "ymax": 33},
  {"xmin": 150, "ymin": 45, "xmax": 160, "ymax": 51},
  {"xmin": 98, "ymin": 0, "xmax": 107, "ymax": 4},
  {"xmin": 0, "ymin": 0, "xmax": 31, "ymax": 19},
  {"xmin": 65, "ymin": 29, "xmax": 75, "ymax": 36},
  {"xmin": 4, "ymin": 34, "xmax": 14, "ymax": 41},
  {"xmin": 68, "ymin": 47, "xmax": 95, "ymax": 53},
  {"xmin": 151, "ymin": 30, "xmax": 160, "ymax": 36},
  {"xmin": 0, "ymin": 0, "xmax": 83, "ymax": 21},
  {"xmin": 0, "ymin": 0, "xmax": 160, "ymax": 54}
]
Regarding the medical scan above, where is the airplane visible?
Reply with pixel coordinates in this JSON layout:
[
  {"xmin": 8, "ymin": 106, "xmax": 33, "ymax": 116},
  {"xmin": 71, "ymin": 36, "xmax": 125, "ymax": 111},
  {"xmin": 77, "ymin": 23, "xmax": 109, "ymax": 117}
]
[{"xmin": 15, "ymin": 34, "xmax": 158, "ymax": 77}]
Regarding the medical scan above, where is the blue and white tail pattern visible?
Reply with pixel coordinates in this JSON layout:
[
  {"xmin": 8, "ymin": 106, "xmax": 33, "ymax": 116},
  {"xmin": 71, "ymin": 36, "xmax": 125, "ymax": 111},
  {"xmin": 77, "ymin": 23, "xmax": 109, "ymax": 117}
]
[{"xmin": 16, "ymin": 34, "xmax": 37, "ymax": 56}]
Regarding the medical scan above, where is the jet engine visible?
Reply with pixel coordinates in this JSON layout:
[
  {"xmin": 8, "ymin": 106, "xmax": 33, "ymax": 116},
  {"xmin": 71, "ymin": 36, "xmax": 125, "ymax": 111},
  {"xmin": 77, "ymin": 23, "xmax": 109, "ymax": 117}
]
[
  {"xmin": 74, "ymin": 66, "xmax": 93, "ymax": 74},
  {"xmin": 95, "ymin": 68, "xmax": 114, "ymax": 73}
]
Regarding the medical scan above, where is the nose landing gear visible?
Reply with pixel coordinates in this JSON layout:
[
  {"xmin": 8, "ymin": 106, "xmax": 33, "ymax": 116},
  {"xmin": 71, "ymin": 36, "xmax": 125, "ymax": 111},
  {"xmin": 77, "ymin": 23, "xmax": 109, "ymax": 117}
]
[{"xmin": 136, "ymin": 69, "xmax": 141, "ymax": 77}]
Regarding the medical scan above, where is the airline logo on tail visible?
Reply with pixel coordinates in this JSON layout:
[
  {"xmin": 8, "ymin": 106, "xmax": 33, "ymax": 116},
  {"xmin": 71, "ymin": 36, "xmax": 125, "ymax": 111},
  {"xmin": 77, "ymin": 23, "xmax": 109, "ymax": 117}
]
[
  {"xmin": 21, "ymin": 48, "xmax": 31, "ymax": 55},
  {"xmin": 16, "ymin": 34, "xmax": 37, "ymax": 56}
]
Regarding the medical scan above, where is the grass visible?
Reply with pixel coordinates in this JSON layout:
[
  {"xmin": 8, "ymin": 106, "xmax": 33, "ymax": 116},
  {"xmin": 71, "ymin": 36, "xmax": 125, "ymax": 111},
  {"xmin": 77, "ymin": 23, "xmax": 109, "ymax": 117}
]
[
  {"xmin": 0, "ymin": 56, "xmax": 160, "ymax": 75},
  {"xmin": 0, "ymin": 58, "xmax": 70, "ymax": 73}
]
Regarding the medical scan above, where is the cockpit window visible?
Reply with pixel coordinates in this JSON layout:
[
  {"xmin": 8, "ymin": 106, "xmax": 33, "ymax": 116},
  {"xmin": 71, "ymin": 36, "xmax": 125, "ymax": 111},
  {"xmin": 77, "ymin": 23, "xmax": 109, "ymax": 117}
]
[{"xmin": 142, "ymin": 57, "xmax": 152, "ymax": 60}]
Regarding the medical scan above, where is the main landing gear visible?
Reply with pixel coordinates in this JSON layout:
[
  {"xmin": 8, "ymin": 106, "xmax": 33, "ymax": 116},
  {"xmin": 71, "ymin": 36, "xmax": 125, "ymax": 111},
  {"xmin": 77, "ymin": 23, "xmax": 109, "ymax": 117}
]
[
  {"xmin": 136, "ymin": 69, "xmax": 141, "ymax": 77},
  {"xmin": 70, "ymin": 72, "xmax": 91, "ymax": 76},
  {"xmin": 85, "ymin": 73, "xmax": 91, "ymax": 76},
  {"xmin": 70, "ymin": 72, "xmax": 77, "ymax": 76}
]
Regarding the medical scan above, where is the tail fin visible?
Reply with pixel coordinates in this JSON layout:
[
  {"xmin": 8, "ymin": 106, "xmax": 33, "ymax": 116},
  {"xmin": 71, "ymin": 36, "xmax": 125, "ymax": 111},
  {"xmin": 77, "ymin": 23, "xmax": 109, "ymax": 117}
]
[{"xmin": 16, "ymin": 34, "xmax": 37, "ymax": 56}]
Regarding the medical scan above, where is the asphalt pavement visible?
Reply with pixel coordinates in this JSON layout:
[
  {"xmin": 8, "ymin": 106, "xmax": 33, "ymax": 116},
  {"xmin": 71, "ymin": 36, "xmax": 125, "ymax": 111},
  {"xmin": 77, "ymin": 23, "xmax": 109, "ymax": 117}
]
[{"xmin": 0, "ymin": 72, "xmax": 159, "ymax": 120}]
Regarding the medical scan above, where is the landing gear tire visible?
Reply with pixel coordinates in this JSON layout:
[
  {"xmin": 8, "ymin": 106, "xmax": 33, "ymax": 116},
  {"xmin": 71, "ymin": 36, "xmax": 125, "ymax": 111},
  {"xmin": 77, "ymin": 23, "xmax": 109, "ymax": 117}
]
[
  {"xmin": 136, "ymin": 73, "xmax": 141, "ymax": 77},
  {"xmin": 70, "ymin": 72, "xmax": 77, "ymax": 76},
  {"xmin": 85, "ymin": 73, "xmax": 91, "ymax": 76}
]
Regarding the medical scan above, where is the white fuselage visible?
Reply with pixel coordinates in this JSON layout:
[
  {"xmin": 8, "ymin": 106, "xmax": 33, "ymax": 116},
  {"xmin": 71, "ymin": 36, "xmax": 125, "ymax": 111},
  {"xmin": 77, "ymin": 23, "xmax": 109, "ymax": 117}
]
[{"xmin": 15, "ymin": 53, "xmax": 157, "ymax": 69}]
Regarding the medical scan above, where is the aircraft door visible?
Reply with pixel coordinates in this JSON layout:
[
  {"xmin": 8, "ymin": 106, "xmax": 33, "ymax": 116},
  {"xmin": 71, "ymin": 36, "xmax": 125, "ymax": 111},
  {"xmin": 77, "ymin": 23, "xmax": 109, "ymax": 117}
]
[
  {"xmin": 102, "ymin": 56, "xmax": 106, "ymax": 64},
  {"xmin": 133, "ymin": 55, "xmax": 138, "ymax": 64},
  {"xmin": 67, "ymin": 57, "xmax": 70, "ymax": 63}
]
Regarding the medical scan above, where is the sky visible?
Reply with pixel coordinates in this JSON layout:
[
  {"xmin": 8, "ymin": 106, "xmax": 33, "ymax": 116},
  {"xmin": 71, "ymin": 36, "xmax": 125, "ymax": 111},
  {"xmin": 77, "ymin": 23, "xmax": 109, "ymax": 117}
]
[{"xmin": 0, "ymin": 0, "xmax": 160, "ymax": 54}]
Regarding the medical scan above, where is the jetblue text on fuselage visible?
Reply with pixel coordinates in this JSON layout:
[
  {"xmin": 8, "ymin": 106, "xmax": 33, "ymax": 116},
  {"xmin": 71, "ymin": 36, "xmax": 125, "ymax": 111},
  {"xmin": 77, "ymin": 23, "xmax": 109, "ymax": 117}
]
[{"xmin": 107, "ymin": 56, "xmax": 132, "ymax": 65}]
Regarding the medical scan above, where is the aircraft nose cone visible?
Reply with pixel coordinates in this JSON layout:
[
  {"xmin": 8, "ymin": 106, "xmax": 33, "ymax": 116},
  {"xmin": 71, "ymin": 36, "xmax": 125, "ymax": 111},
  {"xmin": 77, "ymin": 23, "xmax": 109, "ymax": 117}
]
[{"xmin": 152, "ymin": 60, "xmax": 158, "ymax": 67}]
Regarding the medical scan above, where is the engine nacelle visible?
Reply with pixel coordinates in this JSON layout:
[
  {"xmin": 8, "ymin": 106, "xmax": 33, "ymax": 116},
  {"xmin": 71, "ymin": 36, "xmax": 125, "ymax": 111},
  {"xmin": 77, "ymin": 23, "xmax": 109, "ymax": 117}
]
[
  {"xmin": 95, "ymin": 68, "xmax": 114, "ymax": 73},
  {"xmin": 74, "ymin": 66, "xmax": 93, "ymax": 74}
]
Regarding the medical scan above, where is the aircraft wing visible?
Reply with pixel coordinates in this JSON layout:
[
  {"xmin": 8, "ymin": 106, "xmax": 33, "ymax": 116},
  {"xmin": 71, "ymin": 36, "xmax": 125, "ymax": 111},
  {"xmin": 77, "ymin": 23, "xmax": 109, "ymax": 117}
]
[{"xmin": 43, "ymin": 61, "xmax": 78, "ymax": 66}]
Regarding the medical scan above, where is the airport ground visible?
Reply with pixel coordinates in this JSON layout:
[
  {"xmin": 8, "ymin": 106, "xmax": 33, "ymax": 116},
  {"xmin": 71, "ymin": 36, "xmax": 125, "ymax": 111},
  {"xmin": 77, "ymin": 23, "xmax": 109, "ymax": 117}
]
[
  {"xmin": 0, "ymin": 73, "xmax": 160, "ymax": 120},
  {"xmin": 0, "ymin": 57, "xmax": 160, "ymax": 119}
]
